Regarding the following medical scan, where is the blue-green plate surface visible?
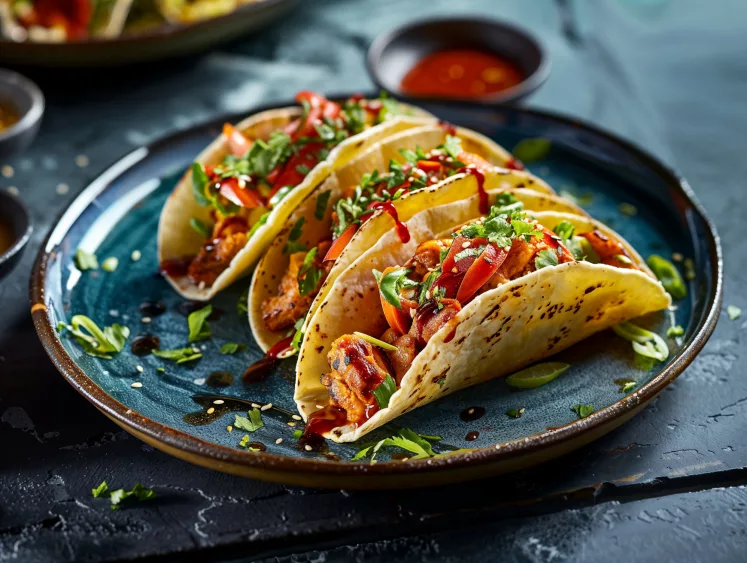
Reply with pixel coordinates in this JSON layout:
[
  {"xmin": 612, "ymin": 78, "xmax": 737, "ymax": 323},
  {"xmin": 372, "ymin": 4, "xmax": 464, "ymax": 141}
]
[{"xmin": 30, "ymin": 98, "xmax": 722, "ymax": 488}]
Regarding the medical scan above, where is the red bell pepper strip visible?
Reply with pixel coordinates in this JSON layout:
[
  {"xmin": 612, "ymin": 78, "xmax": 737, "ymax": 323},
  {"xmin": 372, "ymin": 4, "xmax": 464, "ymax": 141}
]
[
  {"xmin": 323, "ymin": 224, "xmax": 358, "ymax": 262},
  {"xmin": 416, "ymin": 160, "xmax": 442, "ymax": 173},
  {"xmin": 456, "ymin": 243, "xmax": 508, "ymax": 303},
  {"xmin": 223, "ymin": 123, "xmax": 252, "ymax": 157},
  {"xmin": 377, "ymin": 267, "xmax": 416, "ymax": 335},
  {"xmin": 218, "ymin": 177, "xmax": 263, "ymax": 208}
]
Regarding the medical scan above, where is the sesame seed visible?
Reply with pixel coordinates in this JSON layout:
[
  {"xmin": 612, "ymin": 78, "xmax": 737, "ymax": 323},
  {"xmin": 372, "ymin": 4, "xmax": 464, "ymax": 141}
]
[
  {"xmin": 292, "ymin": 414, "xmax": 302, "ymax": 421},
  {"xmin": 191, "ymin": 347, "xmax": 200, "ymax": 353},
  {"xmin": 275, "ymin": 438, "xmax": 283, "ymax": 445},
  {"xmin": 672, "ymin": 252, "xmax": 684, "ymax": 262},
  {"xmin": 109, "ymin": 309, "xmax": 119, "ymax": 317},
  {"xmin": 141, "ymin": 316, "xmax": 152, "ymax": 323},
  {"xmin": 467, "ymin": 408, "xmax": 474, "ymax": 415},
  {"xmin": 462, "ymin": 241, "xmax": 471, "ymax": 248},
  {"xmin": 227, "ymin": 425, "xmax": 233, "ymax": 432},
  {"xmin": 261, "ymin": 403, "xmax": 272, "ymax": 411},
  {"xmin": 56, "ymin": 183, "xmax": 69, "ymax": 195},
  {"xmin": 198, "ymin": 281, "xmax": 206, "ymax": 290},
  {"xmin": 251, "ymin": 403, "xmax": 261, "ymax": 409},
  {"xmin": 131, "ymin": 382, "xmax": 142, "ymax": 388},
  {"xmin": 400, "ymin": 457, "xmax": 409, "ymax": 462},
  {"xmin": 136, "ymin": 365, "xmax": 143, "ymax": 373},
  {"xmin": 287, "ymin": 421, "xmax": 296, "ymax": 427},
  {"xmin": 304, "ymin": 445, "xmax": 312, "ymax": 451},
  {"xmin": 193, "ymin": 378, "xmax": 206, "ymax": 386},
  {"xmin": 451, "ymin": 267, "xmax": 458, "ymax": 273},
  {"xmin": 207, "ymin": 407, "xmax": 215, "ymax": 414},
  {"xmin": 213, "ymin": 399, "xmax": 224, "ymax": 405},
  {"xmin": 316, "ymin": 405, "xmax": 324, "ymax": 409},
  {"xmin": 1, "ymin": 165, "xmax": 13, "ymax": 177},
  {"xmin": 131, "ymin": 250, "xmax": 141, "ymax": 261},
  {"xmin": 75, "ymin": 155, "xmax": 89, "ymax": 168}
]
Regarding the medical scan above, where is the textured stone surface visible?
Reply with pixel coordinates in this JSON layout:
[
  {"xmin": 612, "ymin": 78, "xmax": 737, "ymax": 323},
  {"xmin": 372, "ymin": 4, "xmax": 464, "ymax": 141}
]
[{"xmin": 1, "ymin": 0, "xmax": 745, "ymax": 561}]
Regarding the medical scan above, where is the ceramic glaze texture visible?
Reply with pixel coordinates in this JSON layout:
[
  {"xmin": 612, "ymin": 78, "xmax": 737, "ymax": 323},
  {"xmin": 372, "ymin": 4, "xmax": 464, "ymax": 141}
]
[{"xmin": 35, "ymin": 101, "xmax": 716, "ymax": 479}]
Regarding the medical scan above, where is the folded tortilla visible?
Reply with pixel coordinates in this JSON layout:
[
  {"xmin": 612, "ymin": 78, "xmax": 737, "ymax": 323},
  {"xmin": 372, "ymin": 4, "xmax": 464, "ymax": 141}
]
[
  {"xmin": 158, "ymin": 102, "xmax": 432, "ymax": 301},
  {"xmin": 249, "ymin": 138, "xmax": 583, "ymax": 352},
  {"xmin": 295, "ymin": 188, "xmax": 671, "ymax": 442}
]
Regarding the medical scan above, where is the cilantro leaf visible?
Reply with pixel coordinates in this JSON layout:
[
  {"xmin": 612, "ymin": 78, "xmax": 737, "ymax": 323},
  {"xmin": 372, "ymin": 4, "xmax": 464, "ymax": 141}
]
[
  {"xmin": 237, "ymin": 286, "xmax": 248, "ymax": 318},
  {"xmin": 152, "ymin": 347, "xmax": 202, "ymax": 364},
  {"xmin": 220, "ymin": 343, "xmax": 245, "ymax": 354},
  {"xmin": 442, "ymin": 135, "xmax": 463, "ymax": 161},
  {"xmin": 187, "ymin": 305, "xmax": 212, "ymax": 343},
  {"xmin": 191, "ymin": 162, "xmax": 211, "ymax": 206},
  {"xmin": 234, "ymin": 408, "xmax": 264, "ymax": 432},
  {"xmin": 373, "ymin": 268, "xmax": 418, "ymax": 310},
  {"xmin": 189, "ymin": 217, "xmax": 212, "ymax": 238},
  {"xmin": 297, "ymin": 247, "xmax": 323, "ymax": 297},
  {"xmin": 92, "ymin": 481, "xmax": 108, "ymax": 498},
  {"xmin": 372, "ymin": 374, "xmax": 397, "ymax": 409},
  {"xmin": 552, "ymin": 220, "xmax": 575, "ymax": 241},
  {"xmin": 535, "ymin": 249, "xmax": 559, "ymax": 270},
  {"xmin": 64, "ymin": 315, "xmax": 130, "ymax": 359},
  {"xmin": 571, "ymin": 403, "xmax": 594, "ymax": 419},
  {"xmin": 314, "ymin": 190, "xmax": 332, "ymax": 220},
  {"xmin": 285, "ymin": 218, "xmax": 307, "ymax": 254}
]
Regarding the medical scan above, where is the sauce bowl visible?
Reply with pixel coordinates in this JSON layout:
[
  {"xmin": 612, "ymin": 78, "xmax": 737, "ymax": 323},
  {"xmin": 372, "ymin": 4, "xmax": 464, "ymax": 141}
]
[
  {"xmin": 367, "ymin": 16, "xmax": 549, "ymax": 104},
  {"xmin": 0, "ymin": 68, "xmax": 44, "ymax": 157},
  {"xmin": 0, "ymin": 188, "xmax": 32, "ymax": 281}
]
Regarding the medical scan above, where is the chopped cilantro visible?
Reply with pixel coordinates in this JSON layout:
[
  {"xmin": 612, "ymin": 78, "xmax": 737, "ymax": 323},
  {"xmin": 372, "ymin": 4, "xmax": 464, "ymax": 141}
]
[
  {"xmin": 291, "ymin": 315, "xmax": 305, "ymax": 352},
  {"xmin": 373, "ymin": 267, "xmax": 419, "ymax": 309},
  {"xmin": 74, "ymin": 249, "xmax": 99, "ymax": 271},
  {"xmin": 535, "ymin": 249, "xmax": 559, "ymax": 270},
  {"xmin": 234, "ymin": 408, "xmax": 264, "ymax": 432},
  {"xmin": 285, "ymin": 217, "xmax": 307, "ymax": 254},
  {"xmin": 191, "ymin": 162, "xmax": 211, "ymax": 206},
  {"xmin": 247, "ymin": 211, "xmax": 270, "ymax": 238},
  {"xmin": 92, "ymin": 481, "xmax": 108, "ymax": 498},
  {"xmin": 297, "ymin": 247, "xmax": 323, "ymax": 297},
  {"xmin": 372, "ymin": 374, "xmax": 397, "ymax": 409},
  {"xmin": 506, "ymin": 408, "xmax": 525, "ymax": 419},
  {"xmin": 220, "ymin": 342, "xmax": 245, "ymax": 354},
  {"xmin": 238, "ymin": 434, "xmax": 250, "ymax": 448},
  {"xmin": 187, "ymin": 305, "xmax": 212, "ymax": 343},
  {"xmin": 189, "ymin": 217, "xmax": 212, "ymax": 238},
  {"xmin": 60, "ymin": 315, "xmax": 129, "ymax": 359},
  {"xmin": 237, "ymin": 286, "xmax": 249, "ymax": 318},
  {"xmin": 95, "ymin": 482, "xmax": 155, "ymax": 510},
  {"xmin": 352, "ymin": 428, "xmax": 437, "ymax": 462},
  {"xmin": 552, "ymin": 220, "xmax": 575, "ymax": 241},
  {"xmin": 292, "ymin": 429, "xmax": 303, "ymax": 439},
  {"xmin": 152, "ymin": 347, "xmax": 202, "ymax": 364},
  {"xmin": 620, "ymin": 381, "xmax": 637, "ymax": 393},
  {"xmin": 571, "ymin": 404, "xmax": 594, "ymax": 419},
  {"xmin": 314, "ymin": 190, "xmax": 332, "ymax": 220},
  {"xmin": 442, "ymin": 135, "xmax": 463, "ymax": 161}
]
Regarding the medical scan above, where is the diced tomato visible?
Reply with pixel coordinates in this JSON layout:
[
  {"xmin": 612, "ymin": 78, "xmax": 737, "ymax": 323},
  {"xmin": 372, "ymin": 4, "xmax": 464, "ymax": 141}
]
[
  {"xmin": 269, "ymin": 142, "xmax": 323, "ymax": 197},
  {"xmin": 288, "ymin": 92, "xmax": 342, "ymax": 140},
  {"xmin": 456, "ymin": 243, "xmax": 508, "ymax": 302},
  {"xmin": 504, "ymin": 157, "xmax": 525, "ymax": 171},
  {"xmin": 323, "ymin": 224, "xmax": 358, "ymax": 262},
  {"xmin": 218, "ymin": 177, "xmax": 263, "ymax": 208},
  {"xmin": 223, "ymin": 123, "xmax": 252, "ymax": 157},
  {"xmin": 296, "ymin": 91, "xmax": 326, "ymax": 109},
  {"xmin": 435, "ymin": 236, "xmax": 489, "ymax": 299},
  {"xmin": 416, "ymin": 160, "xmax": 441, "ymax": 173},
  {"xmin": 33, "ymin": 0, "xmax": 91, "ymax": 39}
]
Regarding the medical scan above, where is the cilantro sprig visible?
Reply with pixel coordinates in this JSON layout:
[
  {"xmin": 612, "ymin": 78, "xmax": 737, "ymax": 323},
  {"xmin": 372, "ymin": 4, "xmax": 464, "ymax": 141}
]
[{"xmin": 59, "ymin": 316, "xmax": 129, "ymax": 359}]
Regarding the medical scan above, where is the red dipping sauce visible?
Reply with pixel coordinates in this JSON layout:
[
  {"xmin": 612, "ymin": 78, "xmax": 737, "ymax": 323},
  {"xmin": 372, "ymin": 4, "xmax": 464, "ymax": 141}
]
[{"xmin": 400, "ymin": 49, "xmax": 524, "ymax": 98}]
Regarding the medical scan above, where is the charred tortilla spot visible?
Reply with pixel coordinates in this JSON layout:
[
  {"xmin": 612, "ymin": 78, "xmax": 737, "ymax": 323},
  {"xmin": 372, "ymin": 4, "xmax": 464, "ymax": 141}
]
[
  {"xmin": 315, "ymin": 345, "xmax": 324, "ymax": 353},
  {"xmin": 315, "ymin": 324, "xmax": 320, "ymax": 332},
  {"xmin": 456, "ymin": 336, "xmax": 467, "ymax": 345}
]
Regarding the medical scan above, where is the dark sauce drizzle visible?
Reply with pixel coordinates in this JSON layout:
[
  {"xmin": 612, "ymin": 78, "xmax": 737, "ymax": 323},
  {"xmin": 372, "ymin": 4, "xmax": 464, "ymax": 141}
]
[
  {"xmin": 131, "ymin": 334, "xmax": 160, "ymax": 356},
  {"xmin": 183, "ymin": 394, "xmax": 296, "ymax": 426},
  {"xmin": 460, "ymin": 406, "xmax": 486, "ymax": 422}
]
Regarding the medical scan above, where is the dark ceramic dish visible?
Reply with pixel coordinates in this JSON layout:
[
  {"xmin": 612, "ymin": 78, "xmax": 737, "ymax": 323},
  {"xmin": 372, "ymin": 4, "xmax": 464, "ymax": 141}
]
[
  {"xmin": 0, "ymin": 69, "xmax": 44, "ymax": 157},
  {"xmin": 0, "ymin": 0, "xmax": 297, "ymax": 67},
  {"xmin": 367, "ymin": 17, "xmax": 550, "ymax": 104},
  {"xmin": 0, "ymin": 188, "xmax": 32, "ymax": 280},
  {"xmin": 30, "ymin": 96, "xmax": 722, "ymax": 489}
]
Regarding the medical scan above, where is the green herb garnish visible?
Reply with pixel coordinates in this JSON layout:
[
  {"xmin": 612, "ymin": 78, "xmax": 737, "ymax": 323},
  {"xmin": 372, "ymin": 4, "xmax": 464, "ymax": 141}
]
[
  {"xmin": 297, "ymin": 247, "xmax": 323, "ymax": 297},
  {"xmin": 292, "ymin": 429, "xmax": 303, "ymax": 439},
  {"xmin": 234, "ymin": 408, "xmax": 264, "ymax": 432},
  {"xmin": 506, "ymin": 408, "xmax": 525, "ymax": 418},
  {"xmin": 534, "ymin": 249, "xmax": 559, "ymax": 270},
  {"xmin": 152, "ymin": 347, "xmax": 202, "ymax": 364},
  {"xmin": 60, "ymin": 315, "xmax": 129, "ymax": 359},
  {"xmin": 571, "ymin": 404, "xmax": 594, "ymax": 419},
  {"xmin": 352, "ymin": 428, "xmax": 436, "ymax": 462},
  {"xmin": 372, "ymin": 268, "xmax": 419, "ymax": 309},
  {"xmin": 667, "ymin": 325, "xmax": 684, "ymax": 337},
  {"xmin": 92, "ymin": 481, "xmax": 109, "ymax": 498},
  {"xmin": 74, "ymin": 249, "xmax": 99, "ymax": 271},
  {"xmin": 646, "ymin": 255, "xmax": 687, "ymax": 299},
  {"xmin": 372, "ymin": 374, "xmax": 397, "ymax": 409},
  {"xmin": 285, "ymin": 217, "xmax": 307, "ymax": 254},
  {"xmin": 612, "ymin": 322, "xmax": 669, "ymax": 363},
  {"xmin": 314, "ymin": 190, "xmax": 332, "ymax": 220},
  {"xmin": 94, "ymin": 482, "xmax": 155, "ymax": 510},
  {"xmin": 728, "ymin": 305, "xmax": 742, "ymax": 320},
  {"xmin": 220, "ymin": 343, "xmax": 245, "ymax": 354},
  {"xmin": 187, "ymin": 305, "xmax": 212, "ymax": 343},
  {"xmin": 189, "ymin": 217, "xmax": 212, "ymax": 238}
]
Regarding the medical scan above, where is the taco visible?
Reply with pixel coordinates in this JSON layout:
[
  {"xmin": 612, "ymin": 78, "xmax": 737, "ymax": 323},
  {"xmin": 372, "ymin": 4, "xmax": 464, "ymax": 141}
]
[
  {"xmin": 249, "ymin": 128, "xmax": 573, "ymax": 353},
  {"xmin": 294, "ymin": 188, "xmax": 671, "ymax": 442},
  {"xmin": 158, "ymin": 91, "xmax": 432, "ymax": 300},
  {"xmin": 155, "ymin": 0, "xmax": 252, "ymax": 23},
  {"xmin": 0, "ymin": 0, "xmax": 136, "ymax": 41}
]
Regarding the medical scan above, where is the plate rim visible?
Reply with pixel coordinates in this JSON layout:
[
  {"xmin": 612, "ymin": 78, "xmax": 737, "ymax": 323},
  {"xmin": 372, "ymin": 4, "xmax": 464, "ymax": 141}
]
[{"xmin": 29, "ymin": 96, "xmax": 724, "ymax": 482}]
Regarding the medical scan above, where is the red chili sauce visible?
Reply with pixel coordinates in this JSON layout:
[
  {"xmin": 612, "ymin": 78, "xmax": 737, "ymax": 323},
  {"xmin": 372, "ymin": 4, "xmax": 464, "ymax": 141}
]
[{"xmin": 400, "ymin": 49, "xmax": 524, "ymax": 98}]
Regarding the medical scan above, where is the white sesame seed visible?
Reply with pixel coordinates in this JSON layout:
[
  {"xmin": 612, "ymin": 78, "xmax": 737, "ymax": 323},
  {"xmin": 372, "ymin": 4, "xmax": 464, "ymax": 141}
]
[
  {"xmin": 261, "ymin": 403, "xmax": 272, "ymax": 411},
  {"xmin": 400, "ymin": 457, "xmax": 409, "ymax": 462},
  {"xmin": 136, "ymin": 365, "xmax": 143, "ymax": 373},
  {"xmin": 131, "ymin": 250, "xmax": 141, "ymax": 262},
  {"xmin": 131, "ymin": 382, "xmax": 142, "ymax": 388},
  {"xmin": 227, "ymin": 425, "xmax": 233, "ymax": 432},
  {"xmin": 275, "ymin": 438, "xmax": 283, "ymax": 445},
  {"xmin": 193, "ymin": 378, "xmax": 206, "ymax": 386},
  {"xmin": 207, "ymin": 407, "xmax": 215, "ymax": 414},
  {"xmin": 1, "ymin": 165, "xmax": 13, "ymax": 178},
  {"xmin": 56, "ymin": 183, "xmax": 69, "ymax": 195},
  {"xmin": 198, "ymin": 281, "xmax": 206, "ymax": 290},
  {"xmin": 304, "ymin": 445, "xmax": 312, "ymax": 451},
  {"xmin": 451, "ymin": 267, "xmax": 458, "ymax": 273},
  {"xmin": 109, "ymin": 309, "xmax": 119, "ymax": 317},
  {"xmin": 75, "ymin": 155, "xmax": 89, "ymax": 168},
  {"xmin": 192, "ymin": 347, "xmax": 200, "ymax": 353},
  {"xmin": 141, "ymin": 316, "xmax": 152, "ymax": 324},
  {"xmin": 7, "ymin": 186, "xmax": 18, "ymax": 196},
  {"xmin": 316, "ymin": 405, "xmax": 324, "ymax": 409},
  {"xmin": 213, "ymin": 399, "xmax": 224, "ymax": 405},
  {"xmin": 672, "ymin": 252, "xmax": 684, "ymax": 262},
  {"xmin": 287, "ymin": 421, "xmax": 296, "ymax": 427},
  {"xmin": 292, "ymin": 414, "xmax": 302, "ymax": 421},
  {"xmin": 461, "ymin": 241, "xmax": 471, "ymax": 248}
]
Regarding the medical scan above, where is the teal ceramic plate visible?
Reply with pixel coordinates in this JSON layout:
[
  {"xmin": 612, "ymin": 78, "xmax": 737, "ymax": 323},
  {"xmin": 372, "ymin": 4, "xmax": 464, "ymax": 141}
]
[
  {"xmin": 30, "ymin": 98, "xmax": 722, "ymax": 489},
  {"xmin": 0, "ymin": 0, "xmax": 297, "ymax": 67}
]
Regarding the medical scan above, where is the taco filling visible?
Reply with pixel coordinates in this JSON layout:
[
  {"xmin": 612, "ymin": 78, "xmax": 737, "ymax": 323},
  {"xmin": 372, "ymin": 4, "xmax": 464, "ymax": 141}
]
[
  {"xmin": 260, "ymin": 136, "xmax": 494, "ymax": 334},
  {"xmin": 165, "ymin": 91, "xmax": 406, "ymax": 288},
  {"xmin": 305, "ymin": 200, "xmax": 640, "ymax": 434}
]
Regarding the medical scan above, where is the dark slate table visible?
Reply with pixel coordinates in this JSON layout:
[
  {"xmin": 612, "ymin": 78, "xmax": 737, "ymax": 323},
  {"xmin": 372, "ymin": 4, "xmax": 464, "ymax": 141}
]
[{"xmin": 2, "ymin": 0, "xmax": 745, "ymax": 561}]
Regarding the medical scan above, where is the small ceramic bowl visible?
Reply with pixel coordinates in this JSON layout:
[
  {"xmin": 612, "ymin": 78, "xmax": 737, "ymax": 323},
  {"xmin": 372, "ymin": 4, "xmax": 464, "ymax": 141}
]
[
  {"xmin": 0, "ymin": 188, "xmax": 32, "ymax": 280},
  {"xmin": 367, "ymin": 16, "xmax": 550, "ymax": 105},
  {"xmin": 0, "ymin": 68, "xmax": 44, "ymax": 157}
]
